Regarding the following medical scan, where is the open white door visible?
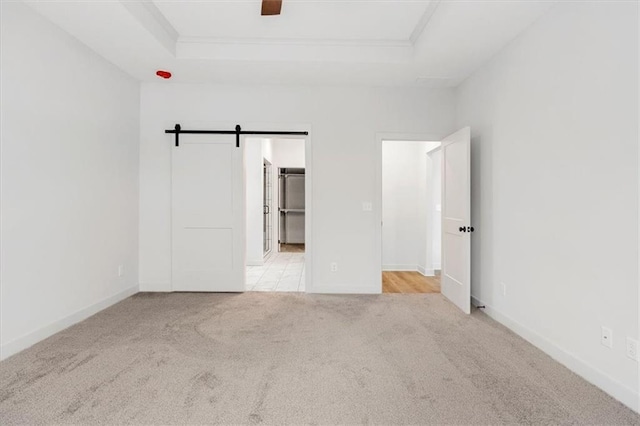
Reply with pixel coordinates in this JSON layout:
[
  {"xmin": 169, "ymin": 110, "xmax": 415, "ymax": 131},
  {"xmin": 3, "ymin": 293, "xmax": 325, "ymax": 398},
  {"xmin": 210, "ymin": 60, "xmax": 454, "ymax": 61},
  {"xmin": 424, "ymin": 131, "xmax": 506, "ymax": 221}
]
[
  {"xmin": 171, "ymin": 134, "xmax": 244, "ymax": 292},
  {"xmin": 441, "ymin": 127, "xmax": 471, "ymax": 314}
]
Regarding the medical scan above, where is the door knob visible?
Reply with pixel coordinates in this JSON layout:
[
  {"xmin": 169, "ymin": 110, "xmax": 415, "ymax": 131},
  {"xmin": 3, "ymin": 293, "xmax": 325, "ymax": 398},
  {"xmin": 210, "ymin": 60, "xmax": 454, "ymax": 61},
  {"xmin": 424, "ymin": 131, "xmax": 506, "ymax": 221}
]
[
  {"xmin": 459, "ymin": 226, "xmax": 467, "ymax": 232},
  {"xmin": 469, "ymin": 226, "xmax": 474, "ymax": 232}
]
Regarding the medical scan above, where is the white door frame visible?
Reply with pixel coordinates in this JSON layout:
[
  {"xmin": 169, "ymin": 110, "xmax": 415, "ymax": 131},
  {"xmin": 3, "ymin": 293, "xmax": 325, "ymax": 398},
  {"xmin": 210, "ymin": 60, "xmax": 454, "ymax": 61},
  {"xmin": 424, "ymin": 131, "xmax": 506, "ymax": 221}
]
[
  {"xmin": 170, "ymin": 121, "xmax": 313, "ymax": 293},
  {"xmin": 374, "ymin": 132, "xmax": 446, "ymax": 293}
]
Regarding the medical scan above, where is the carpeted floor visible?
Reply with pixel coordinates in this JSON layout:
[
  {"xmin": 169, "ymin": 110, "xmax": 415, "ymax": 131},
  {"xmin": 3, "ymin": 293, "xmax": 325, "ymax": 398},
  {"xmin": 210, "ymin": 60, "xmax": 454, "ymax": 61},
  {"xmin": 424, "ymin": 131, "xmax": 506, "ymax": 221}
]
[{"xmin": 0, "ymin": 293, "xmax": 638, "ymax": 425}]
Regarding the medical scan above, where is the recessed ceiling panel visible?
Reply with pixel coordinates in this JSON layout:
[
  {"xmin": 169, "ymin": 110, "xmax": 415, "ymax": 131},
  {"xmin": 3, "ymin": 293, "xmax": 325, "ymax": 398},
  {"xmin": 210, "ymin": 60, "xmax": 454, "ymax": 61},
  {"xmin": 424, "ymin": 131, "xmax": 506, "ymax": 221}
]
[
  {"xmin": 153, "ymin": 0, "xmax": 432, "ymax": 42},
  {"xmin": 25, "ymin": 0, "xmax": 555, "ymax": 86}
]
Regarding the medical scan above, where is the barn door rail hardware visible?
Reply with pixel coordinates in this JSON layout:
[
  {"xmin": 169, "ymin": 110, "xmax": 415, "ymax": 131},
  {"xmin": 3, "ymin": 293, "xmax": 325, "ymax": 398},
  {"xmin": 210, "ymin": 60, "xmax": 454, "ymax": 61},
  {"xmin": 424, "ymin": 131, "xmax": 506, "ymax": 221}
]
[{"xmin": 165, "ymin": 124, "xmax": 309, "ymax": 147}]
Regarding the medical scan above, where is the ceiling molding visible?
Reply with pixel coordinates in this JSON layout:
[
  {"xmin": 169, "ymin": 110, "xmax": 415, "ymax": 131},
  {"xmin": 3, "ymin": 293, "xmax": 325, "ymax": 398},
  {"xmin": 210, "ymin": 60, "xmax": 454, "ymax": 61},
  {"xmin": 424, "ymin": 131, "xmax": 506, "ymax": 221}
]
[
  {"xmin": 179, "ymin": 36, "xmax": 412, "ymax": 48},
  {"xmin": 409, "ymin": 0, "xmax": 442, "ymax": 44},
  {"xmin": 177, "ymin": 40, "xmax": 413, "ymax": 64},
  {"xmin": 120, "ymin": 0, "xmax": 179, "ymax": 55}
]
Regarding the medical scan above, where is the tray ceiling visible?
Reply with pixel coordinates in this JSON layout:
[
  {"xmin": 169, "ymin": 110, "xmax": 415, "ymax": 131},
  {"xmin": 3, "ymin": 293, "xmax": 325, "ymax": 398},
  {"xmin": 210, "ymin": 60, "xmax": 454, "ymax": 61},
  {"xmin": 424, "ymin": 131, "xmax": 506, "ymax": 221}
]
[
  {"xmin": 22, "ymin": 0, "xmax": 555, "ymax": 87},
  {"xmin": 154, "ymin": 0, "xmax": 432, "ymax": 42}
]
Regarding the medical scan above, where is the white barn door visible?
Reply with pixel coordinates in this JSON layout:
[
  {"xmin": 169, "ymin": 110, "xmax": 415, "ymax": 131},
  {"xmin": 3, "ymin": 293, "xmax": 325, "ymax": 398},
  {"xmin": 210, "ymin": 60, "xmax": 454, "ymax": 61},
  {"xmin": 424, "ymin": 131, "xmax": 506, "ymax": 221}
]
[
  {"xmin": 171, "ymin": 134, "xmax": 244, "ymax": 292},
  {"xmin": 441, "ymin": 127, "xmax": 471, "ymax": 313}
]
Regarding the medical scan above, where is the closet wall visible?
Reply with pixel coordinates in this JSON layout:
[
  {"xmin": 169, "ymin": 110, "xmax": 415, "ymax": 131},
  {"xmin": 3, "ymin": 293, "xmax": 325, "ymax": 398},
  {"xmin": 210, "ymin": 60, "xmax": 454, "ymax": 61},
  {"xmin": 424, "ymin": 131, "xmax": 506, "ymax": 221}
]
[
  {"xmin": 279, "ymin": 168, "xmax": 305, "ymax": 245},
  {"xmin": 264, "ymin": 139, "xmax": 305, "ymax": 251}
]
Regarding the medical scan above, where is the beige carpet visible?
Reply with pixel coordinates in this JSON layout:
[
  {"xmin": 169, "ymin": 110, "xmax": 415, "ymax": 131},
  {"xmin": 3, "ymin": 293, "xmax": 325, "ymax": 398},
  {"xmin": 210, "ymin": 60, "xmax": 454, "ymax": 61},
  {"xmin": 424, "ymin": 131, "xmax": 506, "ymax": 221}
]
[{"xmin": 0, "ymin": 293, "xmax": 638, "ymax": 425}]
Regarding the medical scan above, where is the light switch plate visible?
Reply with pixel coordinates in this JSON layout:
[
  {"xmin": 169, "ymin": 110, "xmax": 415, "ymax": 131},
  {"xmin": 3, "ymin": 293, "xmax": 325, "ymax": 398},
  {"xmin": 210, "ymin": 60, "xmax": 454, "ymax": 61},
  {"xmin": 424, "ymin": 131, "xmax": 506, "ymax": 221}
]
[{"xmin": 362, "ymin": 202, "xmax": 373, "ymax": 212}]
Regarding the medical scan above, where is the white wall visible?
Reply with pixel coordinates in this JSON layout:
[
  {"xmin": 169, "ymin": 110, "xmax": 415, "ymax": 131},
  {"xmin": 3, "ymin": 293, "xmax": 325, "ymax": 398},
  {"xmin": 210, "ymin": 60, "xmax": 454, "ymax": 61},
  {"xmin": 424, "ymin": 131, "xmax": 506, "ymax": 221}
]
[
  {"xmin": 421, "ymin": 144, "xmax": 442, "ymax": 275},
  {"xmin": 271, "ymin": 138, "xmax": 305, "ymax": 169},
  {"xmin": 139, "ymin": 84, "xmax": 455, "ymax": 293},
  {"xmin": 0, "ymin": 2, "xmax": 140, "ymax": 359},
  {"xmin": 429, "ymin": 149, "xmax": 442, "ymax": 269},
  {"xmin": 382, "ymin": 141, "xmax": 439, "ymax": 274},
  {"xmin": 383, "ymin": 142, "xmax": 422, "ymax": 271},
  {"xmin": 262, "ymin": 138, "xmax": 273, "ymax": 164},
  {"xmin": 456, "ymin": 1, "xmax": 638, "ymax": 410},
  {"xmin": 245, "ymin": 138, "xmax": 265, "ymax": 265}
]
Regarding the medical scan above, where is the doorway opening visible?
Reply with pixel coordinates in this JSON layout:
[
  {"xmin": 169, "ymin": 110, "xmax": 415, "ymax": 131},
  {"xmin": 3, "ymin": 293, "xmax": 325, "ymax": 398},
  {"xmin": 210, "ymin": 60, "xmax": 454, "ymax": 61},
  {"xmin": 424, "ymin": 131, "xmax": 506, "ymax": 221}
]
[
  {"xmin": 381, "ymin": 140, "xmax": 442, "ymax": 294},
  {"xmin": 245, "ymin": 137, "xmax": 306, "ymax": 292}
]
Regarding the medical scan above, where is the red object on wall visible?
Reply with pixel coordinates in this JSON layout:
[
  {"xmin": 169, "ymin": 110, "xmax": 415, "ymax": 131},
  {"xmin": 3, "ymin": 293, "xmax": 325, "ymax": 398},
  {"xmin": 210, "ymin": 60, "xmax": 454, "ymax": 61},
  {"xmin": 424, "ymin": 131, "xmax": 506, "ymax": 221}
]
[{"xmin": 156, "ymin": 70, "xmax": 172, "ymax": 79}]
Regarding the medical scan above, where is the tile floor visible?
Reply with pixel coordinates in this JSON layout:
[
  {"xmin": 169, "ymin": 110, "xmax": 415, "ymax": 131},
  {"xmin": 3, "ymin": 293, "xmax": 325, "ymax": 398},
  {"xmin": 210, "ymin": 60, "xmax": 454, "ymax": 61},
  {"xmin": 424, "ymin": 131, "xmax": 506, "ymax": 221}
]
[{"xmin": 246, "ymin": 251, "xmax": 305, "ymax": 292}]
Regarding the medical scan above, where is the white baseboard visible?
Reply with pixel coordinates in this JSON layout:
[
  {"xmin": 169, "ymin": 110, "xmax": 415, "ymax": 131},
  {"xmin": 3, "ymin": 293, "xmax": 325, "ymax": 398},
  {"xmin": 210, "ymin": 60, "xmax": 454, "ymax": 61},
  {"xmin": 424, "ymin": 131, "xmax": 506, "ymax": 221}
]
[
  {"xmin": 471, "ymin": 296, "xmax": 639, "ymax": 413},
  {"xmin": 384, "ymin": 265, "xmax": 435, "ymax": 277},
  {"xmin": 417, "ymin": 265, "xmax": 435, "ymax": 276},
  {"xmin": 1, "ymin": 286, "xmax": 138, "ymax": 361},
  {"xmin": 382, "ymin": 264, "xmax": 416, "ymax": 271}
]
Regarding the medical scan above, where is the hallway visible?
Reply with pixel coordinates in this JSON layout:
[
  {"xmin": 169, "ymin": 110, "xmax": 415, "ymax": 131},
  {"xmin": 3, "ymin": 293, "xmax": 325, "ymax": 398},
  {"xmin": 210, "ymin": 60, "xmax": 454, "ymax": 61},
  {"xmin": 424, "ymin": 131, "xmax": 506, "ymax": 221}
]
[{"xmin": 382, "ymin": 271, "xmax": 441, "ymax": 294}]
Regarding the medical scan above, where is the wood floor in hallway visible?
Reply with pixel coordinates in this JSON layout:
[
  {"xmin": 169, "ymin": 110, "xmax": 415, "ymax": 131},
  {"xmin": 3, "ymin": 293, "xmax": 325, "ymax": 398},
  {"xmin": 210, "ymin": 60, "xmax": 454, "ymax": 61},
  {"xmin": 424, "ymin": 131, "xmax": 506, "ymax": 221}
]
[
  {"xmin": 279, "ymin": 244, "xmax": 305, "ymax": 253},
  {"xmin": 382, "ymin": 271, "xmax": 441, "ymax": 293}
]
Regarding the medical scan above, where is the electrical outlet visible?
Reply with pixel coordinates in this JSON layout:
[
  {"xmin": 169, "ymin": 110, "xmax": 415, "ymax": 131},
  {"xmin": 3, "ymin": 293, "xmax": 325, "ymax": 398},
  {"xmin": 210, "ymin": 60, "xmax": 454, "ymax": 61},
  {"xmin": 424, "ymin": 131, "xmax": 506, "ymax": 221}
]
[
  {"xmin": 601, "ymin": 327, "xmax": 613, "ymax": 348},
  {"xmin": 330, "ymin": 262, "xmax": 338, "ymax": 272},
  {"xmin": 627, "ymin": 337, "xmax": 639, "ymax": 361},
  {"xmin": 362, "ymin": 202, "xmax": 372, "ymax": 212},
  {"xmin": 501, "ymin": 282, "xmax": 507, "ymax": 296},
  {"xmin": 118, "ymin": 265, "xmax": 124, "ymax": 277}
]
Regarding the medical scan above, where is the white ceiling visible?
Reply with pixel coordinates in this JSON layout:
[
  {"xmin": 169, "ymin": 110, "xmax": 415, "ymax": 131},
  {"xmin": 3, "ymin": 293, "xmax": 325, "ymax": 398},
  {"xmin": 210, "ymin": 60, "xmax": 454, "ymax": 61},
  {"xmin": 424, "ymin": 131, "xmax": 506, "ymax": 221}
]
[
  {"xmin": 23, "ymin": 0, "xmax": 555, "ymax": 87},
  {"xmin": 155, "ymin": 0, "xmax": 431, "ymax": 41}
]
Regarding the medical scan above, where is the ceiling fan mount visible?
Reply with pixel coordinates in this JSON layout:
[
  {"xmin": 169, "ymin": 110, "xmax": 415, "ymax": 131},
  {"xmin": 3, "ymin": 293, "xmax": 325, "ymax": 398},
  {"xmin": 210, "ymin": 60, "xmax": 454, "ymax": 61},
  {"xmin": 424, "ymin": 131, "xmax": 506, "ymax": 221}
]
[{"xmin": 261, "ymin": 0, "xmax": 282, "ymax": 16}]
